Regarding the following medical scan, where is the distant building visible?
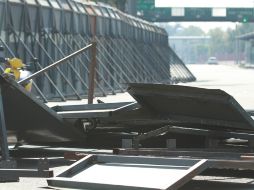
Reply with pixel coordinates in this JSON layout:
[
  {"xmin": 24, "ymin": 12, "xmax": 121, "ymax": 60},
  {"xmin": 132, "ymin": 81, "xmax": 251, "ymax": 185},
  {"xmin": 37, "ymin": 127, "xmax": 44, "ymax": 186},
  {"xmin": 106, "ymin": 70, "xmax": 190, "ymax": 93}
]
[
  {"xmin": 238, "ymin": 32, "xmax": 254, "ymax": 65},
  {"xmin": 168, "ymin": 36, "xmax": 210, "ymax": 64}
]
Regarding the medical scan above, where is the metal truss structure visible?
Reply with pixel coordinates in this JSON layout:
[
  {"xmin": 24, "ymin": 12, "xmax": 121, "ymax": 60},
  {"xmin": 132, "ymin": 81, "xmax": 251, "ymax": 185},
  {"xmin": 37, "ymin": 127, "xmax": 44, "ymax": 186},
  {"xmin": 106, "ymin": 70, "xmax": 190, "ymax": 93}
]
[{"xmin": 0, "ymin": 0, "xmax": 196, "ymax": 101}]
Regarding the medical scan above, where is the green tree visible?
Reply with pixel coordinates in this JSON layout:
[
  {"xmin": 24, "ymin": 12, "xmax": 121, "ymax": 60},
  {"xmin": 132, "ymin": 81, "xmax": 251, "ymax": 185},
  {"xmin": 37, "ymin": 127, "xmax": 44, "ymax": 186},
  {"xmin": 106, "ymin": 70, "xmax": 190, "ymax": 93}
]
[
  {"xmin": 208, "ymin": 27, "xmax": 227, "ymax": 56},
  {"xmin": 224, "ymin": 28, "xmax": 236, "ymax": 54},
  {"xmin": 177, "ymin": 25, "xmax": 205, "ymax": 36}
]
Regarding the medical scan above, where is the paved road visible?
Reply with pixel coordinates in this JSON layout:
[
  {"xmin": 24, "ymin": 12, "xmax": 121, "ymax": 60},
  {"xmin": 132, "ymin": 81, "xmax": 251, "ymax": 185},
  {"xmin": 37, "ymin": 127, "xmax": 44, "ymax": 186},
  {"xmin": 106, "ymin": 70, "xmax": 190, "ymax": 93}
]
[{"xmin": 185, "ymin": 63, "xmax": 254, "ymax": 110}]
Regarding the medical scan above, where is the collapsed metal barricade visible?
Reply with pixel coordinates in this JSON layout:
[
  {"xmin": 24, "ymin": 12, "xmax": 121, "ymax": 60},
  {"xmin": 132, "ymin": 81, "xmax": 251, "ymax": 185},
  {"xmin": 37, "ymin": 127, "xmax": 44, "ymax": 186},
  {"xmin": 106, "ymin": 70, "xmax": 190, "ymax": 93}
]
[
  {"xmin": 1, "ymin": 74, "xmax": 254, "ymax": 184},
  {"xmin": 0, "ymin": 0, "xmax": 195, "ymax": 102},
  {"xmin": 2, "ymin": 72, "xmax": 254, "ymax": 147}
]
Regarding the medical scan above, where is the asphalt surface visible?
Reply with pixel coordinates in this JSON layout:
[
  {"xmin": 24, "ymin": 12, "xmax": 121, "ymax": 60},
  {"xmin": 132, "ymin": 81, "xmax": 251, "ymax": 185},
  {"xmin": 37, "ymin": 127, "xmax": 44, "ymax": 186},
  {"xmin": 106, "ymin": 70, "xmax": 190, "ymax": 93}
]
[
  {"xmin": 2, "ymin": 63, "xmax": 254, "ymax": 190},
  {"xmin": 185, "ymin": 63, "xmax": 254, "ymax": 110}
]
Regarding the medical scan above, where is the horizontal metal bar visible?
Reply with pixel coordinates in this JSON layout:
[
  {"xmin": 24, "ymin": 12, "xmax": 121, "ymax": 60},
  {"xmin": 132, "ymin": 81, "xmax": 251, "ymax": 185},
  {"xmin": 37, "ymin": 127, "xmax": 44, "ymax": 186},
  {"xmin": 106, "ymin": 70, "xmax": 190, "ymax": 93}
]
[
  {"xmin": 58, "ymin": 110, "xmax": 112, "ymax": 119},
  {"xmin": 53, "ymin": 102, "xmax": 133, "ymax": 112},
  {"xmin": 113, "ymin": 148, "xmax": 251, "ymax": 160},
  {"xmin": 18, "ymin": 43, "xmax": 93, "ymax": 85},
  {"xmin": 162, "ymin": 126, "xmax": 254, "ymax": 140},
  {"xmin": 0, "ymin": 169, "xmax": 53, "ymax": 178}
]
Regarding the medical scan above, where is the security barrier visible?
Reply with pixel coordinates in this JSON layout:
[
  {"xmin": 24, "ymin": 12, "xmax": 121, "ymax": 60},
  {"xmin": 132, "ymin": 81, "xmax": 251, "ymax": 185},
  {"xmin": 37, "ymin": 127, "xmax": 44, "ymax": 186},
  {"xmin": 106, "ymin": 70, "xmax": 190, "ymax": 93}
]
[{"xmin": 0, "ymin": 0, "xmax": 195, "ymax": 102}]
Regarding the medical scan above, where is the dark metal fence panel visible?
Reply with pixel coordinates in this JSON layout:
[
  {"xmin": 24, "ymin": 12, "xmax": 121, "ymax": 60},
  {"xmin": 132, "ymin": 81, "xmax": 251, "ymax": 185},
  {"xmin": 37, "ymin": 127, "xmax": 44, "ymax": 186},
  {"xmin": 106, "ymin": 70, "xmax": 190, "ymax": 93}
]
[{"xmin": 0, "ymin": 0, "xmax": 195, "ymax": 102}]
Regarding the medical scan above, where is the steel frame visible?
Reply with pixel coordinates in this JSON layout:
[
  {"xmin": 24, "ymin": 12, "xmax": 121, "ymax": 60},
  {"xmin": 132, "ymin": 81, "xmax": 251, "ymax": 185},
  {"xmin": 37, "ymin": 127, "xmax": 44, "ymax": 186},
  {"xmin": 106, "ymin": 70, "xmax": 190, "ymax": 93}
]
[{"xmin": 47, "ymin": 154, "xmax": 209, "ymax": 190}]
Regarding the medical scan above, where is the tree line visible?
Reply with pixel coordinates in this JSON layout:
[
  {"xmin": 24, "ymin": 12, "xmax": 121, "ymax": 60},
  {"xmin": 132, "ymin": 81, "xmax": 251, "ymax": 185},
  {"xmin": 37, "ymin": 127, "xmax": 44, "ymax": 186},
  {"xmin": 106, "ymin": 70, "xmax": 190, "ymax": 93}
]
[{"xmin": 159, "ymin": 23, "xmax": 254, "ymax": 61}]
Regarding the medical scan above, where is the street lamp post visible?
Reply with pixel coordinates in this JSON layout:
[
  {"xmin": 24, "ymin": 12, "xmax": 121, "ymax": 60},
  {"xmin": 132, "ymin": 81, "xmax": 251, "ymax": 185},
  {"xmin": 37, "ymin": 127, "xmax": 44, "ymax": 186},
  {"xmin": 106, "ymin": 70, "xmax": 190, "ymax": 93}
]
[{"xmin": 235, "ymin": 22, "xmax": 239, "ymax": 64}]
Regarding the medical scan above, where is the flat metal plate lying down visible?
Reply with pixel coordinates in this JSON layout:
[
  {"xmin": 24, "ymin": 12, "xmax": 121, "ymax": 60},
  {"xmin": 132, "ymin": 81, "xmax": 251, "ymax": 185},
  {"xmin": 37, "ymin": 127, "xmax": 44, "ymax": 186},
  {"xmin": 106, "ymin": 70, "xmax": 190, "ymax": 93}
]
[
  {"xmin": 55, "ymin": 102, "xmax": 138, "ymax": 119},
  {"xmin": 127, "ymin": 83, "xmax": 254, "ymax": 131},
  {"xmin": 0, "ymin": 75, "xmax": 83, "ymax": 142},
  {"xmin": 47, "ymin": 154, "xmax": 209, "ymax": 190}
]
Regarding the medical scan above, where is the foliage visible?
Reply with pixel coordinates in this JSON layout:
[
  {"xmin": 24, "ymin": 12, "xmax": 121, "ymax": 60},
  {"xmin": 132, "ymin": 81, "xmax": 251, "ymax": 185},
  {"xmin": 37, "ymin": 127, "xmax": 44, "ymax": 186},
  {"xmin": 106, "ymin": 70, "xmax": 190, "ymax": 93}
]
[
  {"xmin": 159, "ymin": 22, "xmax": 254, "ymax": 61},
  {"xmin": 208, "ymin": 27, "xmax": 227, "ymax": 56},
  {"xmin": 177, "ymin": 25, "xmax": 205, "ymax": 36}
]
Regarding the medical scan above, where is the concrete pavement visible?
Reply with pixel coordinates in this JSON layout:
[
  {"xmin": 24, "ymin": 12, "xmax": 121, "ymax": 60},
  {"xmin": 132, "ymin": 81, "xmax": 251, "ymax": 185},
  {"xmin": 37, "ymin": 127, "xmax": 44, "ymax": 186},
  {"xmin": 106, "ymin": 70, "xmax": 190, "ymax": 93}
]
[{"xmin": 184, "ymin": 63, "xmax": 254, "ymax": 110}]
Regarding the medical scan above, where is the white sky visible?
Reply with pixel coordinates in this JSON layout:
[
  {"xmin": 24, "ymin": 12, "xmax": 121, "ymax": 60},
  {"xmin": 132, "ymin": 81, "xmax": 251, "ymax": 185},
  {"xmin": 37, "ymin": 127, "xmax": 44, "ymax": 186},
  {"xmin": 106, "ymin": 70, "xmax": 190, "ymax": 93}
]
[{"xmin": 155, "ymin": 0, "xmax": 254, "ymax": 8}]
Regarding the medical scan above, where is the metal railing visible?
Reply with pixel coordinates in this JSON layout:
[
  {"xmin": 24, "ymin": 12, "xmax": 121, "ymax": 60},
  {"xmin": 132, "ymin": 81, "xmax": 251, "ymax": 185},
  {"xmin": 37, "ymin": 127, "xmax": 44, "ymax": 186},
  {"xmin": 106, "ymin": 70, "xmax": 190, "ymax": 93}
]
[{"xmin": 0, "ymin": 0, "xmax": 196, "ymax": 102}]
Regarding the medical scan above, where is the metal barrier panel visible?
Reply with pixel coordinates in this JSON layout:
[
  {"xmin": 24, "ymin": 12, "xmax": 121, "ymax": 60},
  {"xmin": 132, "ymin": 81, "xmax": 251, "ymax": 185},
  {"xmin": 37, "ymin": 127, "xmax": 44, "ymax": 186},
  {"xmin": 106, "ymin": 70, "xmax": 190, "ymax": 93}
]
[
  {"xmin": 0, "ymin": 0, "xmax": 196, "ymax": 101},
  {"xmin": 47, "ymin": 155, "xmax": 209, "ymax": 190}
]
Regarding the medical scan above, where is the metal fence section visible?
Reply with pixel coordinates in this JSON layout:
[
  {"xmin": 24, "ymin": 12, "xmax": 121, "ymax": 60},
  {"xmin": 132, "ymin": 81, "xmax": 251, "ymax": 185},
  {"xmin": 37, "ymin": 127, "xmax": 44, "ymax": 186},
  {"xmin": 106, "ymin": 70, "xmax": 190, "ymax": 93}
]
[{"xmin": 0, "ymin": 0, "xmax": 196, "ymax": 102}]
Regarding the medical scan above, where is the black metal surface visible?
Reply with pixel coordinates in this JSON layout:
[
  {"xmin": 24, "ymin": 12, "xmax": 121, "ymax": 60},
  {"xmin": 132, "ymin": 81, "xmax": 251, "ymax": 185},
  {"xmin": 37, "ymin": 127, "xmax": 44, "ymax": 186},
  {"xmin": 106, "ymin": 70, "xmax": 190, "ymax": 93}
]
[
  {"xmin": 0, "ymin": 75, "xmax": 83, "ymax": 142},
  {"xmin": 127, "ymin": 83, "xmax": 254, "ymax": 131},
  {"xmin": 3, "ymin": 79, "xmax": 254, "ymax": 144},
  {"xmin": 0, "ymin": 86, "xmax": 10, "ymax": 160}
]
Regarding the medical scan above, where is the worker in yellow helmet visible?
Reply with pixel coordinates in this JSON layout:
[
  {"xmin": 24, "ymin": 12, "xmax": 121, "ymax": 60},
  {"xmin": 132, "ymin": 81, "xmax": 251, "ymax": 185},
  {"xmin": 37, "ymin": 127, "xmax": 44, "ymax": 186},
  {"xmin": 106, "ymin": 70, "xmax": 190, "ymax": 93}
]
[
  {"xmin": 4, "ymin": 58, "xmax": 24, "ymax": 80},
  {"xmin": 4, "ymin": 58, "xmax": 33, "ymax": 92}
]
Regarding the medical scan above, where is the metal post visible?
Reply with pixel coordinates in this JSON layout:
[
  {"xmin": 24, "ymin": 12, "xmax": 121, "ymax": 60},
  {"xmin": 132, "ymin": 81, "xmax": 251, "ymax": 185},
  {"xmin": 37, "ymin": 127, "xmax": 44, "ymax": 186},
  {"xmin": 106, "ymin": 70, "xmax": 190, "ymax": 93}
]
[
  {"xmin": 235, "ymin": 23, "xmax": 239, "ymax": 64},
  {"xmin": 0, "ymin": 46, "xmax": 5, "ymax": 63},
  {"xmin": 88, "ymin": 16, "xmax": 97, "ymax": 104},
  {"xmin": 0, "ymin": 86, "xmax": 9, "ymax": 160}
]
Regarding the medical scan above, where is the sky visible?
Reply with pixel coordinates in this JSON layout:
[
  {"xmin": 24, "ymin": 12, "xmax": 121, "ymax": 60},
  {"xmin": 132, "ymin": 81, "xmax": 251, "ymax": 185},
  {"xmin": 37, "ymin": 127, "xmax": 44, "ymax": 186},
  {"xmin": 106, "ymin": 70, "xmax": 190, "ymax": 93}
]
[
  {"xmin": 155, "ymin": 0, "xmax": 248, "ymax": 32},
  {"xmin": 155, "ymin": 0, "xmax": 254, "ymax": 8}
]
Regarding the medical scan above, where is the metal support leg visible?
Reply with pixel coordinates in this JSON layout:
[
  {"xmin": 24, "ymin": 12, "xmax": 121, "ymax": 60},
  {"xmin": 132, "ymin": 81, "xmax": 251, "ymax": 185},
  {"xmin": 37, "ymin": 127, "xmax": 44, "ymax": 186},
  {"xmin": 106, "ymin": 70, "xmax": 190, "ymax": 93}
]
[
  {"xmin": 0, "ymin": 86, "xmax": 9, "ymax": 160},
  {"xmin": 76, "ymin": 35, "xmax": 116, "ymax": 95},
  {"xmin": 0, "ymin": 86, "xmax": 19, "ymax": 182},
  {"xmin": 88, "ymin": 42, "xmax": 97, "ymax": 104}
]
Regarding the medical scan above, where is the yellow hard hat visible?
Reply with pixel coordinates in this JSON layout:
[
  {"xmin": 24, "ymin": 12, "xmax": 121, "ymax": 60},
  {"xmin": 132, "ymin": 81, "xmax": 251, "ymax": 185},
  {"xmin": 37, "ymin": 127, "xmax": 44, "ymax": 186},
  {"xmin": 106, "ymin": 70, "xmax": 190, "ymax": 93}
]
[{"xmin": 8, "ymin": 58, "xmax": 25, "ymax": 69}]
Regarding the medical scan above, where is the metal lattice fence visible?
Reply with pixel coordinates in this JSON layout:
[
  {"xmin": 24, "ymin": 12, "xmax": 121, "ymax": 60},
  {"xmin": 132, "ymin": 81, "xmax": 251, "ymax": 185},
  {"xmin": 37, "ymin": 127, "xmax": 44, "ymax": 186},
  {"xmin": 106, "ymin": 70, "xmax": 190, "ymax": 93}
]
[{"xmin": 0, "ymin": 0, "xmax": 196, "ymax": 102}]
